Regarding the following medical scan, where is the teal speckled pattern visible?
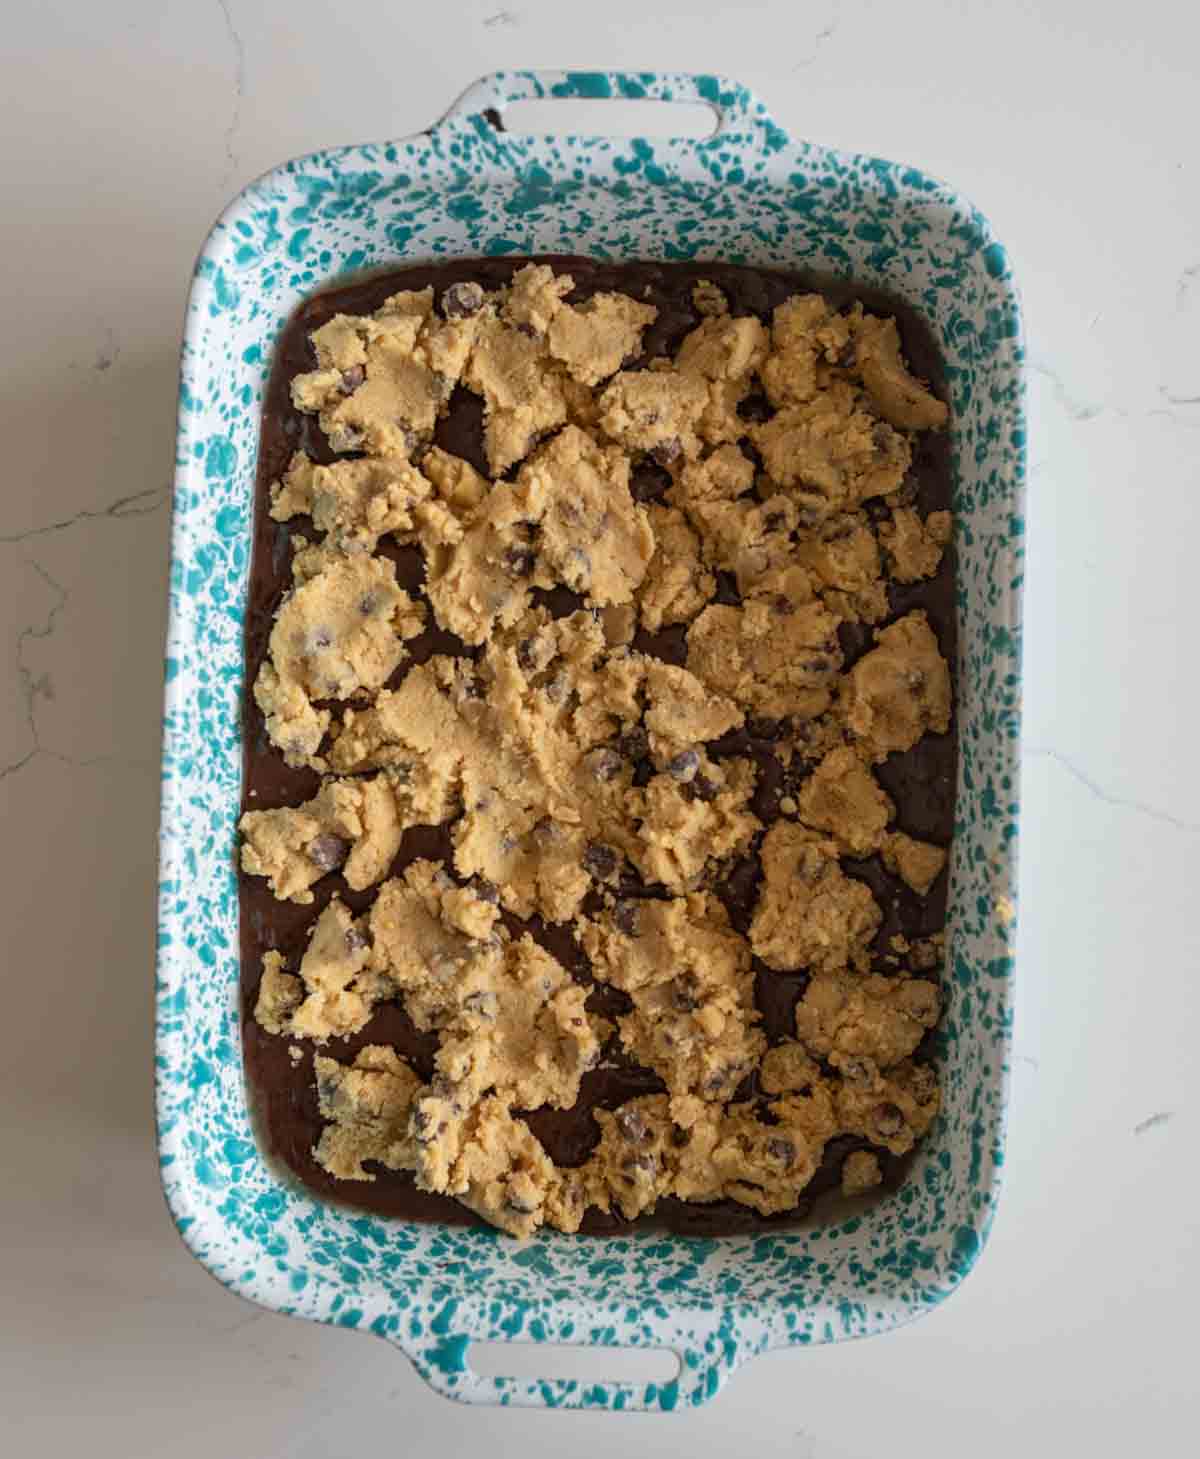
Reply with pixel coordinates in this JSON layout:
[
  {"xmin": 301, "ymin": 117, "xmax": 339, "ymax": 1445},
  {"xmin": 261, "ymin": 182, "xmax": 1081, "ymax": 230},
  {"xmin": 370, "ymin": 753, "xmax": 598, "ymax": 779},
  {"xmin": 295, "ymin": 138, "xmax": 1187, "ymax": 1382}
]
[{"xmin": 156, "ymin": 71, "xmax": 1024, "ymax": 1411}]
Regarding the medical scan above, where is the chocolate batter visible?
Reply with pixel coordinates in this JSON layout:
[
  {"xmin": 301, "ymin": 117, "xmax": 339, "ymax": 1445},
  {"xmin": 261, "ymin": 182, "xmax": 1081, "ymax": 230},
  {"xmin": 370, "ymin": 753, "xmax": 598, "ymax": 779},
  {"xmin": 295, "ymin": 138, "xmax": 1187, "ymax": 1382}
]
[{"xmin": 239, "ymin": 256, "xmax": 955, "ymax": 1235}]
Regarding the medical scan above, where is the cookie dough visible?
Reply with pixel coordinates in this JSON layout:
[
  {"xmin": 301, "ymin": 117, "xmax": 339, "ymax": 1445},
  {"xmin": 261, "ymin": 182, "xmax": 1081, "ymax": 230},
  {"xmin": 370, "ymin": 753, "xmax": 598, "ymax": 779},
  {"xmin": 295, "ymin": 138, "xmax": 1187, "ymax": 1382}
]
[
  {"xmin": 244, "ymin": 261, "xmax": 956, "ymax": 1238},
  {"xmin": 313, "ymin": 1045, "xmax": 421, "ymax": 1180},
  {"xmin": 750, "ymin": 822, "xmax": 881, "ymax": 974},
  {"xmin": 840, "ymin": 1148, "xmax": 883, "ymax": 1197},
  {"xmin": 793, "ymin": 969, "xmax": 940, "ymax": 1067},
  {"xmin": 254, "ymin": 545, "xmax": 425, "ymax": 766},
  {"xmin": 881, "ymin": 830, "xmax": 948, "ymax": 895},
  {"xmin": 637, "ymin": 504, "xmax": 715, "ymax": 632},
  {"xmin": 269, "ymin": 451, "xmax": 433, "ymax": 553},
  {"xmin": 795, "ymin": 745, "xmax": 894, "ymax": 857},
  {"xmin": 749, "ymin": 385, "xmax": 911, "ymax": 505},
  {"xmin": 842, "ymin": 610, "xmax": 952, "ymax": 761},
  {"xmin": 687, "ymin": 595, "xmax": 843, "ymax": 721},
  {"xmin": 239, "ymin": 772, "xmax": 406, "ymax": 903},
  {"xmin": 255, "ymin": 895, "xmax": 392, "ymax": 1042},
  {"xmin": 290, "ymin": 290, "xmax": 480, "ymax": 456}
]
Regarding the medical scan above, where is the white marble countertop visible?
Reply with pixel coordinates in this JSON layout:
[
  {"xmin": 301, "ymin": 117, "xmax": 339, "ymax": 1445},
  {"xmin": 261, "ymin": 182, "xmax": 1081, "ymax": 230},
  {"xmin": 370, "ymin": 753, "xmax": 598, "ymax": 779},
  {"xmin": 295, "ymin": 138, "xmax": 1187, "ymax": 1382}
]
[{"xmin": 3, "ymin": 0, "xmax": 1197, "ymax": 1452}]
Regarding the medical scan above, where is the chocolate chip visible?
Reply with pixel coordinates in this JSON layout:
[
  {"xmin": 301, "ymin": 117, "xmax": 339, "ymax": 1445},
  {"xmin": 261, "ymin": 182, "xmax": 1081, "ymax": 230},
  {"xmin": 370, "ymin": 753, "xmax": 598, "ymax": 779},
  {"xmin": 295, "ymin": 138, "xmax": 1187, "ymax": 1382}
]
[
  {"xmin": 720, "ymin": 854, "xmax": 760, "ymax": 923},
  {"xmin": 616, "ymin": 1107, "xmax": 649, "ymax": 1143},
  {"xmin": 616, "ymin": 726, "xmax": 649, "ymax": 761},
  {"xmin": 563, "ymin": 546, "xmax": 592, "ymax": 588},
  {"xmin": 344, "ymin": 926, "xmax": 369, "ymax": 954},
  {"xmin": 737, "ymin": 392, "xmax": 771, "ymax": 424},
  {"xmin": 613, "ymin": 901, "xmax": 641, "ymax": 936},
  {"xmin": 684, "ymin": 773, "xmax": 718, "ymax": 803},
  {"xmin": 767, "ymin": 1137, "xmax": 796, "ymax": 1167},
  {"xmin": 771, "ymin": 594, "xmax": 795, "ymax": 617},
  {"xmin": 671, "ymin": 1126, "xmax": 691, "ymax": 1148},
  {"xmin": 622, "ymin": 1151, "xmax": 657, "ymax": 1175},
  {"xmin": 357, "ymin": 592, "xmax": 379, "ymax": 615},
  {"xmin": 763, "ymin": 511, "xmax": 786, "ymax": 532},
  {"xmin": 306, "ymin": 627, "xmax": 333, "ymax": 651},
  {"xmin": 802, "ymin": 655, "xmax": 832, "ymax": 672},
  {"xmin": 441, "ymin": 281, "xmax": 485, "ymax": 319},
  {"xmin": 841, "ymin": 1058, "xmax": 872, "ymax": 1084},
  {"xmin": 702, "ymin": 1069, "xmax": 734, "ymax": 1095},
  {"xmin": 713, "ymin": 570, "xmax": 741, "ymax": 607},
  {"xmin": 516, "ymin": 638, "xmax": 536, "ymax": 670},
  {"xmin": 874, "ymin": 1103, "xmax": 906, "ymax": 1136},
  {"xmin": 328, "ymin": 424, "xmax": 366, "ymax": 453},
  {"xmin": 587, "ymin": 747, "xmax": 623, "ymax": 782},
  {"xmin": 630, "ymin": 462, "xmax": 672, "ymax": 504},
  {"xmin": 667, "ymin": 749, "xmax": 700, "ymax": 783},
  {"xmin": 339, "ymin": 364, "xmax": 365, "ymax": 393},
  {"xmin": 463, "ymin": 990, "xmax": 498, "ymax": 1020},
  {"xmin": 307, "ymin": 833, "xmax": 349, "ymax": 871},
  {"xmin": 470, "ymin": 877, "xmax": 500, "ymax": 904},
  {"xmin": 411, "ymin": 1105, "xmax": 436, "ymax": 1142},
  {"xmin": 838, "ymin": 341, "xmax": 857, "ymax": 369},
  {"xmin": 515, "ymin": 321, "xmax": 539, "ymax": 338},
  {"xmin": 873, "ymin": 423, "xmax": 896, "ymax": 451},
  {"xmin": 651, "ymin": 436, "xmax": 682, "ymax": 466},
  {"xmin": 504, "ymin": 545, "xmax": 536, "ymax": 577},
  {"xmin": 671, "ymin": 981, "xmax": 699, "ymax": 1012},
  {"xmin": 583, "ymin": 843, "xmax": 617, "ymax": 880}
]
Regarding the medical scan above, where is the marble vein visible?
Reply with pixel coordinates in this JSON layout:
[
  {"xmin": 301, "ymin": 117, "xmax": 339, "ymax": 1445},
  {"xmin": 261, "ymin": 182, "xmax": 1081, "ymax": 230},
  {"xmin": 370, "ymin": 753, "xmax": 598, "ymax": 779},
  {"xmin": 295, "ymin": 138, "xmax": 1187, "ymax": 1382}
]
[
  {"xmin": 793, "ymin": 11, "xmax": 840, "ymax": 68},
  {"xmin": 216, "ymin": 0, "xmax": 245, "ymax": 184},
  {"xmin": 1, "ymin": 490, "xmax": 168, "ymax": 785},
  {"xmin": 1133, "ymin": 1111, "xmax": 1174, "ymax": 1136},
  {"xmin": 1, "ymin": 557, "xmax": 68, "ymax": 784},
  {"xmin": 1176, "ymin": 261, "xmax": 1199, "ymax": 312},
  {"xmin": 1024, "ymin": 744, "xmax": 1200, "ymax": 835},
  {"xmin": 1027, "ymin": 360, "xmax": 1114, "ymax": 423},
  {"xmin": 0, "ymin": 485, "xmax": 168, "ymax": 545}
]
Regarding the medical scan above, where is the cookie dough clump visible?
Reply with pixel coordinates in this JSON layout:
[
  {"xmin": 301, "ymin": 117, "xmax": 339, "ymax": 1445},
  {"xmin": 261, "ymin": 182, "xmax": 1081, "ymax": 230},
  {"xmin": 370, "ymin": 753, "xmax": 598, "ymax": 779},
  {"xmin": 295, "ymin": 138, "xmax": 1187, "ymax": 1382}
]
[
  {"xmin": 750, "ymin": 822, "xmax": 881, "ymax": 974},
  {"xmin": 253, "ymin": 545, "xmax": 424, "ymax": 766},
  {"xmin": 843, "ymin": 610, "xmax": 952, "ymax": 760},
  {"xmin": 244, "ymin": 261, "xmax": 955, "ymax": 1238}
]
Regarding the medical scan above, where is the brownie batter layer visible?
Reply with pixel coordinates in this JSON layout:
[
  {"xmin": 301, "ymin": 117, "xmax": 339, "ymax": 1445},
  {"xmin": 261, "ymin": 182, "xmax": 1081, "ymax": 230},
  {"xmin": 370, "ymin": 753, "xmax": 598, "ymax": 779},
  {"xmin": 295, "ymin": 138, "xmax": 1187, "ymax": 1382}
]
[{"xmin": 239, "ymin": 255, "xmax": 956, "ymax": 1236}]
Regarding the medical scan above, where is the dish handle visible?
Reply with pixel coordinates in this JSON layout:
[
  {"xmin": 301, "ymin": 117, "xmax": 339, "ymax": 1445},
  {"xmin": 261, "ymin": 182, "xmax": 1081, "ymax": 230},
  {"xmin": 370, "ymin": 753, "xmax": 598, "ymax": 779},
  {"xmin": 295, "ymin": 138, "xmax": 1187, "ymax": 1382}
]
[
  {"xmin": 390, "ymin": 1312, "xmax": 759, "ymax": 1411},
  {"xmin": 434, "ymin": 69, "xmax": 788, "ymax": 149}
]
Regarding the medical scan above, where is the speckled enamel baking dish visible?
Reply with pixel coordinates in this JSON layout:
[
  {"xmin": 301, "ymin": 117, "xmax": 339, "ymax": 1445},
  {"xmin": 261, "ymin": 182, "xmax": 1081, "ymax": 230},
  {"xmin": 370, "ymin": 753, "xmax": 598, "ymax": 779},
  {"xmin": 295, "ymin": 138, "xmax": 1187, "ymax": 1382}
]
[{"xmin": 156, "ymin": 70, "xmax": 1024, "ymax": 1411}]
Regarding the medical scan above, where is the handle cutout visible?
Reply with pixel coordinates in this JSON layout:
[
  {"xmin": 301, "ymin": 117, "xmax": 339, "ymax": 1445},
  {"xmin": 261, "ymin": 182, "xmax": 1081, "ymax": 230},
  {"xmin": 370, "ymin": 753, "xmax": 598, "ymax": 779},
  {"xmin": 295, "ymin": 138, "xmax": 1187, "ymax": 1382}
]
[
  {"xmin": 469, "ymin": 1339, "xmax": 680, "ymax": 1386},
  {"xmin": 493, "ymin": 97, "xmax": 717, "ymax": 140}
]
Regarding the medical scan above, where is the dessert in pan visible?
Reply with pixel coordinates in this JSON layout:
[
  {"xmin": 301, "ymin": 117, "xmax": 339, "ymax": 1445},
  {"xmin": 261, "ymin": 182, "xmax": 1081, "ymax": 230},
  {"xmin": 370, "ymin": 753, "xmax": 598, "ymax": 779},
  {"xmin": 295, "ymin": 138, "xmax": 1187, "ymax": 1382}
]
[{"xmin": 238, "ymin": 255, "xmax": 955, "ymax": 1239}]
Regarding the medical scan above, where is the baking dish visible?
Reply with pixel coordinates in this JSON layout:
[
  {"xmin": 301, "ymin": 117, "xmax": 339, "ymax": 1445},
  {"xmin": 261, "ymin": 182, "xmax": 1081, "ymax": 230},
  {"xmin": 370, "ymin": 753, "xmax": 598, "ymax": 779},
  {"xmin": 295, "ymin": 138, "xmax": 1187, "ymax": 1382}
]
[{"xmin": 156, "ymin": 69, "xmax": 1024, "ymax": 1411}]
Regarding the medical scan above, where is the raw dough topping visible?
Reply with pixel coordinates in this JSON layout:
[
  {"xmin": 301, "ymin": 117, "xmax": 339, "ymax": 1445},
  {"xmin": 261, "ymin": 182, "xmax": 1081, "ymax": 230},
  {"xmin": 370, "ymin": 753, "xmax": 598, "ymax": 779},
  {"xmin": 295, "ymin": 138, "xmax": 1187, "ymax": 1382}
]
[
  {"xmin": 242, "ymin": 259, "xmax": 955, "ymax": 1238},
  {"xmin": 750, "ymin": 822, "xmax": 883, "ymax": 974},
  {"xmin": 312, "ymin": 1045, "xmax": 421, "ymax": 1181},
  {"xmin": 253, "ymin": 547, "xmax": 424, "ymax": 767},
  {"xmin": 842, "ymin": 610, "xmax": 952, "ymax": 760},
  {"xmin": 240, "ymin": 773, "xmax": 407, "ymax": 903}
]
